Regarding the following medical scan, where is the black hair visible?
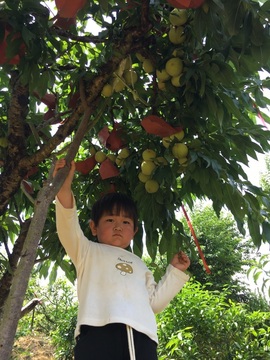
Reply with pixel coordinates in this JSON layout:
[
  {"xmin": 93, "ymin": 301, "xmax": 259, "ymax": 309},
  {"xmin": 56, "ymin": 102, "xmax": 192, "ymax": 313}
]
[{"xmin": 91, "ymin": 192, "xmax": 138, "ymax": 230}]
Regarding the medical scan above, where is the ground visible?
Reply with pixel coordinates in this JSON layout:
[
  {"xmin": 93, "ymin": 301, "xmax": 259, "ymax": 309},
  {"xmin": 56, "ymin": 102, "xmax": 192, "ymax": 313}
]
[{"xmin": 11, "ymin": 335, "xmax": 55, "ymax": 359}]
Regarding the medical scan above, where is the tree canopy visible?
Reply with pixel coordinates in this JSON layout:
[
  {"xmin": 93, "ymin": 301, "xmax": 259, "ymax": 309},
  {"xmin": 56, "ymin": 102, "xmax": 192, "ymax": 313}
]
[{"xmin": 1, "ymin": 0, "xmax": 270, "ymax": 357}]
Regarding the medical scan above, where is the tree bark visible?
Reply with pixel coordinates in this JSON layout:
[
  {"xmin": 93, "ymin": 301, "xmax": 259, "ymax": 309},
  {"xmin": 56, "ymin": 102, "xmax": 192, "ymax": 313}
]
[
  {"xmin": 0, "ymin": 108, "xmax": 91, "ymax": 360},
  {"xmin": 0, "ymin": 18, "xmax": 150, "ymax": 358},
  {"xmin": 0, "ymin": 219, "xmax": 31, "ymax": 313}
]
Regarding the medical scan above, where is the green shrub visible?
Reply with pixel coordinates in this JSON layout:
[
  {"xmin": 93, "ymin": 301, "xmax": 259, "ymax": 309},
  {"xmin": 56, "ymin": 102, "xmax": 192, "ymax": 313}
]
[{"xmin": 157, "ymin": 281, "xmax": 270, "ymax": 359}]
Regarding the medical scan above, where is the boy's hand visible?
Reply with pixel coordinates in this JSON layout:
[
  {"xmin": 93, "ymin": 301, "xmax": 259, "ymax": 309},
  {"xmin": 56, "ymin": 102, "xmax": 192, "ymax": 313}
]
[
  {"xmin": 170, "ymin": 251, "xmax": 190, "ymax": 272},
  {"xmin": 53, "ymin": 159, "xmax": 76, "ymax": 208},
  {"xmin": 53, "ymin": 159, "xmax": 76, "ymax": 182}
]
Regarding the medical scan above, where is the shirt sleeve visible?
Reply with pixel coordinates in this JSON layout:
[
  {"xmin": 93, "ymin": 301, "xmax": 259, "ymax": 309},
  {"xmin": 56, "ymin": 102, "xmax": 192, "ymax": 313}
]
[
  {"xmin": 55, "ymin": 195, "xmax": 88, "ymax": 267},
  {"xmin": 146, "ymin": 264, "xmax": 189, "ymax": 314}
]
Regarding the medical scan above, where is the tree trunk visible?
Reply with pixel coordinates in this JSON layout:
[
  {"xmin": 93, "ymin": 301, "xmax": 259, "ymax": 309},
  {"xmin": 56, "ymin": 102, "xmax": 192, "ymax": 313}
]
[{"xmin": 0, "ymin": 108, "xmax": 91, "ymax": 360}]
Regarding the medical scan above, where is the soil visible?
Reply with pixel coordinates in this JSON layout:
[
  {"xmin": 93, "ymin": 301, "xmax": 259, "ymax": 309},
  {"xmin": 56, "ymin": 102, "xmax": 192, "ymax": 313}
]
[{"xmin": 11, "ymin": 334, "xmax": 55, "ymax": 359}]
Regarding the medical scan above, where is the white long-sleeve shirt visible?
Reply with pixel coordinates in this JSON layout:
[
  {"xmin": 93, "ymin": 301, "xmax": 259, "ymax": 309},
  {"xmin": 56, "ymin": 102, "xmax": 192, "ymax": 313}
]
[{"xmin": 55, "ymin": 197, "xmax": 189, "ymax": 343}]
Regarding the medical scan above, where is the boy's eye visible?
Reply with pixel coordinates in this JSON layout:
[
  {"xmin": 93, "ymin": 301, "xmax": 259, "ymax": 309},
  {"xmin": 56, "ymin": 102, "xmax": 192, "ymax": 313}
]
[{"xmin": 123, "ymin": 220, "xmax": 131, "ymax": 225}]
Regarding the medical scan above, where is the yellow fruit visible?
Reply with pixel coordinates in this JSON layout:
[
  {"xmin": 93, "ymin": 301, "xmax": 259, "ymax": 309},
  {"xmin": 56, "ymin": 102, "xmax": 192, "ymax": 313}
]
[
  {"xmin": 169, "ymin": 8, "xmax": 188, "ymax": 26},
  {"xmin": 113, "ymin": 78, "xmax": 126, "ymax": 92},
  {"xmin": 101, "ymin": 83, "xmax": 113, "ymax": 97},
  {"xmin": 124, "ymin": 57, "xmax": 132, "ymax": 69},
  {"xmin": 0, "ymin": 137, "xmax": 8, "ymax": 148},
  {"xmin": 172, "ymin": 48, "xmax": 184, "ymax": 57},
  {"xmin": 162, "ymin": 136, "xmax": 171, "ymax": 148},
  {"xmin": 171, "ymin": 74, "xmax": 182, "ymax": 87},
  {"xmin": 124, "ymin": 70, "xmax": 138, "ymax": 85},
  {"xmin": 107, "ymin": 153, "xmax": 117, "ymax": 162},
  {"xmin": 169, "ymin": 26, "xmax": 186, "ymax": 45},
  {"xmin": 156, "ymin": 69, "xmax": 170, "ymax": 81},
  {"xmin": 170, "ymin": 130, "xmax": 185, "ymax": 141},
  {"xmin": 165, "ymin": 57, "xmax": 183, "ymax": 77},
  {"xmin": 155, "ymin": 156, "xmax": 168, "ymax": 166},
  {"xmin": 116, "ymin": 157, "xmax": 125, "ymax": 166},
  {"xmin": 141, "ymin": 160, "xmax": 156, "ymax": 176},
  {"xmin": 145, "ymin": 179, "xmax": 159, "ymax": 193},
  {"xmin": 142, "ymin": 149, "xmax": 156, "ymax": 161},
  {"xmin": 136, "ymin": 53, "xmax": 146, "ymax": 62},
  {"xmin": 138, "ymin": 172, "xmax": 151, "ymax": 183},
  {"xmin": 143, "ymin": 59, "xmax": 155, "ymax": 73},
  {"xmin": 178, "ymin": 157, "xmax": 188, "ymax": 166},
  {"xmin": 118, "ymin": 148, "xmax": 130, "ymax": 159},
  {"xmin": 95, "ymin": 151, "xmax": 107, "ymax": 163},
  {"xmin": 89, "ymin": 146, "xmax": 96, "ymax": 156},
  {"xmin": 158, "ymin": 81, "xmax": 166, "ymax": 91},
  {"xmin": 172, "ymin": 143, "xmax": 188, "ymax": 159}
]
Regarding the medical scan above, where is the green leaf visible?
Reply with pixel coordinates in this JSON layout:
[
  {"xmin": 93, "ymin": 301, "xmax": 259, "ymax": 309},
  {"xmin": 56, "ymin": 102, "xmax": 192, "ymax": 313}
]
[
  {"xmin": 262, "ymin": 221, "xmax": 270, "ymax": 243},
  {"xmin": 247, "ymin": 214, "xmax": 261, "ymax": 247}
]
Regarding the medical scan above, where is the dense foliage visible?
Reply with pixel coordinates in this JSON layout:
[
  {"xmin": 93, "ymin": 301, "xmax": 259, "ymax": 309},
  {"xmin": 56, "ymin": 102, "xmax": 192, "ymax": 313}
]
[
  {"xmin": 1, "ymin": 0, "xmax": 270, "ymax": 356},
  {"xmin": 15, "ymin": 277, "xmax": 270, "ymax": 360},
  {"xmin": 157, "ymin": 282, "xmax": 270, "ymax": 360}
]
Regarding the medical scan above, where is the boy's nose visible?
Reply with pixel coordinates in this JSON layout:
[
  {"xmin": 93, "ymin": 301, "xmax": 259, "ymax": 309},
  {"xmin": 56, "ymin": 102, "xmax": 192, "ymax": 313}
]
[{"xmin": 114, "ymin": 223, "xmax": 122, "ymax": 230}]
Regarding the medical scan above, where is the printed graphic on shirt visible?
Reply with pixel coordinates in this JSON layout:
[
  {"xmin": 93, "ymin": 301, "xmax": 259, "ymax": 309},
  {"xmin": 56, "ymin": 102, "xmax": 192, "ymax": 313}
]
[{"xmin": 115, "ymin": 257, "xmax": 133, "ymax": 275}]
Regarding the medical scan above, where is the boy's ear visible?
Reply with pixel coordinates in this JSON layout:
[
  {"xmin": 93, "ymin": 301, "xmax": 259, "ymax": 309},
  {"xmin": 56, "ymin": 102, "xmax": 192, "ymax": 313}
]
[{"xmin": 89, "ymin": 220, "xmax": 97, "ymax": 236}]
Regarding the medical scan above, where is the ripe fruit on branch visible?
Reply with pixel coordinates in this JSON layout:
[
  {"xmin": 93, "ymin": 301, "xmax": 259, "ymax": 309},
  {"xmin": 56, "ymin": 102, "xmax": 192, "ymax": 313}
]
[
  {"xmin": 145, "ymin": 179, "xmax": 159, "ymax": 193},
  {"xmin": 170, "ymin": 130, "xmax": 185, "ymax": 141},
  {"xmin": 89, "ymin": 145, "xmax": 96, "ymax": 156},
  {"xmin": 95, "ymin": 151, "xmax": 107, "ymax": 163},
  {"xmin": 141, "ymin": 160, "xmax": 156, "ymax": 176},
  {"xmin": 118, "ymin": 148, "xmax": 130, "ymax": 159},
  {"xmin": 172, "ymin": 143, "xmax": 189, "ymax": 158},
  {"xmin": 142, "ymin": 149, "xmax": 157, "ymax": 161},
  {"xmin": 165, "ymin": 57, "xmax": 183, "ymax": 77},
  {"xmin": 136, "ymin": 53, "xmax": 146, "ymax": 62},
  {"xmin": 116, "ymin": 156, "xmax": 125, "ymax": 166},
  {"xmin": 138, "ymin": 172, "xmax": 151, "ymax": 183},
  {"xmin": 169, "ymin": 26, "xmax": 186, "ymax": 44},
  {"xmin": 143, "ymin": 59, "xmax": 155, "ymax": 73},
  {"xmin": 155, "ymin": 156, "xmax": 168, "ymax": 166},
  {"xmin": 101, "ymin": 83, "xmax": 113, "ymax": 97},
  {"xmin": 123, "ymin": 69, "xmax": 138, "ymax": 85},
  {"xmin": 178, "ymin": 157, "xmax": 188, "ymax": 166},
  {"xmin": 156, "ymin": 69, "xmax": 170, "ymax": 82},
  {"xmin": 107, "ymin": 153, "xmax": 117, "ymax": 162},
  {"xmin": 162, "ymin": 136, "xmax": 172, "ymax": 148},
  {"xmin": 158, "ymin": 81, "xmax": 166, "ymax": 91},
  {"xmin": 112, "ymin": 77, "xmax": 126, "ymax": 92},
  {"xmin": 171, "ymin": 74, "xmax": 182, "ymax": 87},
  {"xmin": 169, "ymin": 8, "xmax": 188, "ymax": 26}
]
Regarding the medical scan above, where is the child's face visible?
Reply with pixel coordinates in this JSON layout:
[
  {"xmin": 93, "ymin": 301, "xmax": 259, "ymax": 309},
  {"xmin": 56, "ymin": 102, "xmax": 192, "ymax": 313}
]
[{"xmin": 89, "ymin": 211, "xmax": 138, "ymax": 249}]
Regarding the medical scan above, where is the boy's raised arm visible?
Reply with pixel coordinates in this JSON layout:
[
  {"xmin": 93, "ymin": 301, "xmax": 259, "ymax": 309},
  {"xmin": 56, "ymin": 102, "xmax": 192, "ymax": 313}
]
[{"xmin": 53, "ymin": 159, "xmax": 75, "ymax": 209}]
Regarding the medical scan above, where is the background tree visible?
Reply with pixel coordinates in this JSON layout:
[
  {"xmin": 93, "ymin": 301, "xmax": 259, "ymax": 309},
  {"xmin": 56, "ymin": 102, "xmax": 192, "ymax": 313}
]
[
  {"xmin": 247, "ymin": 155, "xmax": 270, "ymax": 299},
  {"xmin": 186, "ymin": 205, "xmax": 257, "ymax": 297},
  {"xmin": 1, "ymin": 0, "xmax": 270, "ymax": 357},
  {"xmin": 157, "ymin": 281, "xmax": 270, "ymax": 360}
]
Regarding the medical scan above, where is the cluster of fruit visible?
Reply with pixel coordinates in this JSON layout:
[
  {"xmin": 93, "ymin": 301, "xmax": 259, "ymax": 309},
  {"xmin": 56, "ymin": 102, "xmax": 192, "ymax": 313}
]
[
  {"xmin": 94, "ymin": 146, "xmax": 130, "ymax": 166},
  {"xmin": 138, "ymin": 149, "xmax": 165, "ymax": 193},
  {"xmin": 156, "ymin": 8, "xmax": 188, "ymax": 90},
  {"xmin": 137, "ymin": 130, "xmax": 188, "ymax": 192},
  {"xmin": 100, "ymin": 7, "xmax": 189, "ymax": 97},
  {"xmin": 101, "ymin": 57, "xmax": 138, "ymax": 98},
  {"xmin": 162, "ymin": 129, "xmax": 189, "ymax": 170}
]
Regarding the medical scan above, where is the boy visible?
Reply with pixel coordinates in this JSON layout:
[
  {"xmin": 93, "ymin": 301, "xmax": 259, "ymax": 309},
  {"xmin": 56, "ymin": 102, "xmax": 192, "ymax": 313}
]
[{"xmin": 53, "ymin": 159, "xmax": 190, "ymax": 360}]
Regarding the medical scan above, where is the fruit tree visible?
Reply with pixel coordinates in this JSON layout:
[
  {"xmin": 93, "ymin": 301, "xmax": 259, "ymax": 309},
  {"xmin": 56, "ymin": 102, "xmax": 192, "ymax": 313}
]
[{"xmin": 0, "ymin": 0, "xmax": 270, "ymax": 357}]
